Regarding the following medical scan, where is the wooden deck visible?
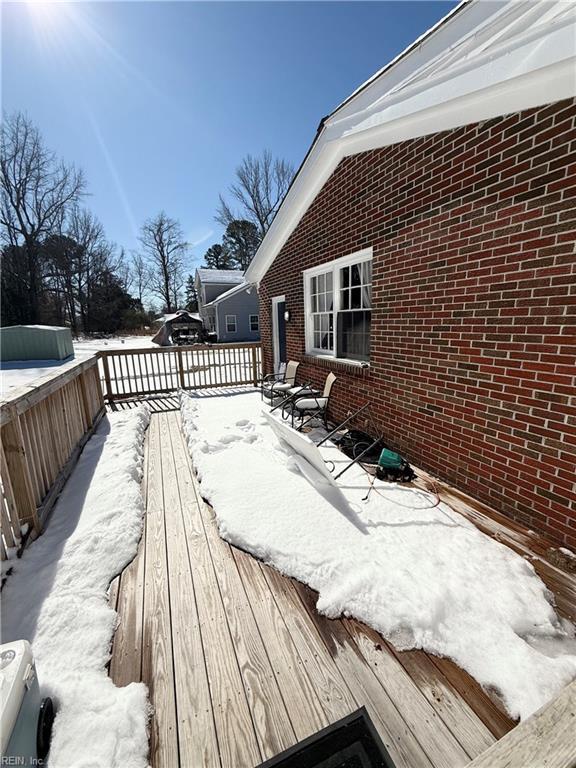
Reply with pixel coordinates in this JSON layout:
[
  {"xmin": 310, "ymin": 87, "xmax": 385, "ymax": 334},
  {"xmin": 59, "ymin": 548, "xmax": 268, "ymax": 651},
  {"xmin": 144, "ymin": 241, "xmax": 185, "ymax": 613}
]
[{"xmin": 108, "ymin": 410, "xmax": 575, "ymax": 768}]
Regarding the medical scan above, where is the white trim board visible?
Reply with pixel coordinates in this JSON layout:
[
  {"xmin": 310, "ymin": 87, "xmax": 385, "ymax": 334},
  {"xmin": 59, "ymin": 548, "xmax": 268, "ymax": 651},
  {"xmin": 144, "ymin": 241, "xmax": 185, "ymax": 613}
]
[
  {"xmin": 271, "ymin": 295, "xmax": 285, "ymax": 372},
  {"xmin": 245, "ymin": 0, "xmax": 576, "ymax": 286}
]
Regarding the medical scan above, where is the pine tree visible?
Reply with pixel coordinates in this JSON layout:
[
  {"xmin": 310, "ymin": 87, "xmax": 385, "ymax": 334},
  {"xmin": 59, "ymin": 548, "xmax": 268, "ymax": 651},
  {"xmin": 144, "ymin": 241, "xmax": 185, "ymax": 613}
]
[
  {"xmin": 202, "ymin": 243, "xmax": 234, "ymax": 270},
  {"xmin": 222, "ymin": 219, "xmax": 260, "ymax": 270},
  {"xmin": 184, "ymin": 274, "xmax": 198, "ymax": 312}
]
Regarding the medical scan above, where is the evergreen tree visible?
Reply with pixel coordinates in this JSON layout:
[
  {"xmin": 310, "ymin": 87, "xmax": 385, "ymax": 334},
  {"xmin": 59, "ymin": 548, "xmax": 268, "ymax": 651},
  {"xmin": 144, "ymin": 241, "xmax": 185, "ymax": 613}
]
[
  {"xmin": 88, "ymin": 269, "xmax": 139, "ymax": 333},
  {"xmin": 203, "ymin": 243, "xmax": 234, "ymax": 270},
  {"xmin": 184, "ymin": 274, "xmax": 198, "ymax": 312},
  {"xmin": 222, "ymin": 219, "xmax": 260, "ymax": 270}
]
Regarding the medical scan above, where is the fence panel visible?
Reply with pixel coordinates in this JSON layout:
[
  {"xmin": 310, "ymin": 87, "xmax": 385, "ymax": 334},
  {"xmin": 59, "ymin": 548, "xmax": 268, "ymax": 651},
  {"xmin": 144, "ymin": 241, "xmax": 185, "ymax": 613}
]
[
  {"xmin": 99, "ymin": 343, "xmax": 262, "ymax": 401},
  {"xmin": 0, "ymin": 357, "xmax": 105, "ymax": 559}
]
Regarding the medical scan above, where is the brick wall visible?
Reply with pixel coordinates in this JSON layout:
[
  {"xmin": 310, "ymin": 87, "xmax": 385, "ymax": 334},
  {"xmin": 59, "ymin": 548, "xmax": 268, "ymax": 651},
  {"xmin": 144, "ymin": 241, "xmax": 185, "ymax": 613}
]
[{"xmin": 259, "ymin": 98, "xmax": 576, "ymax": 549}]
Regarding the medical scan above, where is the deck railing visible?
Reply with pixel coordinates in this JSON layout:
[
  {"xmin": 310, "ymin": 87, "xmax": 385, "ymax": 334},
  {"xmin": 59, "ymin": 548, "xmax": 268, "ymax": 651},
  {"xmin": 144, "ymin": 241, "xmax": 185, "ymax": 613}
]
[
  {"xmin": 0, "ymin": 356, "xmax": 105, "ymax": 557},
  {"xmin": 99, "ymin": 342, "xmax": 262, "ymax": 402}
]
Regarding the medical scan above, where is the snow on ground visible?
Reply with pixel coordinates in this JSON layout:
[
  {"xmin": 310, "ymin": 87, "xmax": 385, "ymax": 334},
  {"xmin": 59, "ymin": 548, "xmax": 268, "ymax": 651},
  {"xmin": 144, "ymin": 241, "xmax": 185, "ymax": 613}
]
[
  {"xmin": 72, "ymin": 334, "xmax": 156, "ymax": 355},
  {"xmin": 180, "ymin": 388, "xmax": 576, "ymax": 721},
  {"xmin": 1, "ymin": 407, "xmax": 150, "ymax": 768},
  {"xmin": 0, "ymin": 336, "xmax": 155, "ymax": 397}
]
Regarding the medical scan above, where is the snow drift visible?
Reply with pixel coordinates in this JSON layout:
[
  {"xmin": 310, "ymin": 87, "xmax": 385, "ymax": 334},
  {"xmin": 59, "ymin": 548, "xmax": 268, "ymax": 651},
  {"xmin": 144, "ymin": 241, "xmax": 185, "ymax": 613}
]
[
  {"xmin": 1, "ymin": 407, "xmax": 150, "ymax": 768},
  {"xmin": 180, "ymin": 388, "xmax": 576, "ymax": 721}
]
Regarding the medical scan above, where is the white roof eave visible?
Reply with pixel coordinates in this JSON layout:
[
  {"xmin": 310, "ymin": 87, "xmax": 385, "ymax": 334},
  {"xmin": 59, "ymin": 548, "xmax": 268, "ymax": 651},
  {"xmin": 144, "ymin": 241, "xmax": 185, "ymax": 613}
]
[{"xmin": 246, "ymin": 0, "xmax": 576, "ymax": 286}]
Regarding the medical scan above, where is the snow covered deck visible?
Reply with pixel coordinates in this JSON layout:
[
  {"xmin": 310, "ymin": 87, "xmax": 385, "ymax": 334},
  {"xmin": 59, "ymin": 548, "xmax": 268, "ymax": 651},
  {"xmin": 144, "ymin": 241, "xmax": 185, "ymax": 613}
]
[{"xmin": 108, "ymin": 406, "xmax": 575, "ymax": 768}]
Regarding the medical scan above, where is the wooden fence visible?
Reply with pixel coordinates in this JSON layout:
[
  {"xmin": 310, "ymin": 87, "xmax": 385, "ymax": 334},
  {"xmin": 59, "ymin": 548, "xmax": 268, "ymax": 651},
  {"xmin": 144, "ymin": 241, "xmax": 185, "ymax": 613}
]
[
  {"xmin": 99, "ymin": 342, "xmax": 262, "ymax": 402},
  {"xmin": 0, "ymin": 356, "xmax": 105, "ymax": 559}
]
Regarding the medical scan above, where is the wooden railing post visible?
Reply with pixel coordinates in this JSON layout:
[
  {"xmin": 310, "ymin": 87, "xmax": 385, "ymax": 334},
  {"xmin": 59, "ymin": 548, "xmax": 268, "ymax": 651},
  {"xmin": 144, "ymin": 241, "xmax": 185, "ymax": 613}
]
[
  {"xmin": 0, "ymin": 441, "xmax": 17, "ymax": 549},
  {"xmin": 100, "ymin": 352, "xmax": 113, "ymax": 402},
  {"xmin": 78, "ymin": 370, "xmax": 93, "ymax": 428},
  {"xmin": 1, "ymin": 408, "xmax": 40, "ymax": 534},
  {"xmin": 177, "ymin": 349, "xmax": 185, "ymax": 390},
  {"xmin": 93, "ymin": 363, "xmax": 105, "ymax": 411},
  {"xmin": 251, "ymin": 345, "xmax": 258, "ymax": 387}
]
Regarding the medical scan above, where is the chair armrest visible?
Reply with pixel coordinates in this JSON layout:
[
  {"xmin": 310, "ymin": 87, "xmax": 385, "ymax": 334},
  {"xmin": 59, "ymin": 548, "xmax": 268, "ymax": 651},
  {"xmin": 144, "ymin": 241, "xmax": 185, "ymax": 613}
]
[
  {"xmin": 261, "ymin": 372, "xmax": 284, "ymax": 383},
  {"xmin": 292, "ymin": 387, "xmax": 320, "ymax": 399}
]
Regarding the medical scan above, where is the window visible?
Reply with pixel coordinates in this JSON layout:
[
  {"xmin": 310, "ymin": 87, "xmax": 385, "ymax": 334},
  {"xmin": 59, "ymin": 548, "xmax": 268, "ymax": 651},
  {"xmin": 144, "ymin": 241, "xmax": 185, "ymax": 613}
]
[
  {"xmin": 225, "ymin": 314, "xmax": 237, "ymax": 333},
  {"xmin": 310, "ymin": 270, "xmax": 334, "ymax": 352},
  {"xmin": 250, "ymin": 314, "xmax": 259, "ymax": 332},
  {"xmin": 304, "ymin": 249, "xmax": 372, "ymax": 363}
]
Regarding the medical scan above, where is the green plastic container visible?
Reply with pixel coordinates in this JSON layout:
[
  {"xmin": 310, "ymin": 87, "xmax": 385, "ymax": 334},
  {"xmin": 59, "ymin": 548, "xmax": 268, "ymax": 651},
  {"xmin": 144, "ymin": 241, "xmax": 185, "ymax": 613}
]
[{"xmin": 378, "ymin": 448, "xmax": 405, "ymax": 470}]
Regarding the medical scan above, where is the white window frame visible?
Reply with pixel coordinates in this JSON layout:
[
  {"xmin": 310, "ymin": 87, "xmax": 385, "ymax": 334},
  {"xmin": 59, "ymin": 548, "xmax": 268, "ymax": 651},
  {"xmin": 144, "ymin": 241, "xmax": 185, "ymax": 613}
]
[
  {"xmin": 271, "ymin": 295, "xmax": 285, "ymax": 372},
  {"xmin": 225, "ymin": 314, "xmax": 237, "ymax": 333},
  {"xmin": 303, "ymin": 247, "xmax": 372, "ymax": 363},
  {"xmin": 249, "ymin": 314, "xmax": 259, "ymax": 332}
]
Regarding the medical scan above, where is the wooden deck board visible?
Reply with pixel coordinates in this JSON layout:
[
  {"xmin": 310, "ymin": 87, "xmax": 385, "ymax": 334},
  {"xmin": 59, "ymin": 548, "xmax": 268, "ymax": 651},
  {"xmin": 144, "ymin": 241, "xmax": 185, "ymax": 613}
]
[
  {"xmin": 109, "ymin": 409, "xmax": 576, "ymax": 768},
  {"xmin": 160, "ymin": 414, "xmax": 221, "ymax": 768},
  {"xmin": 141, "ymin": 416, "xmax": 179, "ymax": 767},
  {"xmin": 166, "ymin": 414, "xmax": 262, "ymax": 768},
  {"xmin": 172, "ymin": 420, "xmax": 296, "ymax": 761},
  {"xmin": 231, "ymin": 545, "xmax": 331, "ymax": 743},
  {"xmin": 109, "ymin": 420, "xmax": 148, "ymax": 686},
  {"xmin": 260, "ymin": 564, "xmax": 359, "ymax": 725},
  {"xmin": 342, "ymin": 617, "xmax": 476, "ymax": 767},
  {"xmin": 384, "ymin": 644, "xmax": 497, "ymax": 756}
]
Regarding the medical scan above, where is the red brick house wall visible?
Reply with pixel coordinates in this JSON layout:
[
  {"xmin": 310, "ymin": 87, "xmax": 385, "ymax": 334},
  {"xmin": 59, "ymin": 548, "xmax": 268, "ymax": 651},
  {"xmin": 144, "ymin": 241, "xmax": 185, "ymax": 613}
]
[{"xmin": 259, "ymin": 97, "xmax": 576, "ymax": 549}]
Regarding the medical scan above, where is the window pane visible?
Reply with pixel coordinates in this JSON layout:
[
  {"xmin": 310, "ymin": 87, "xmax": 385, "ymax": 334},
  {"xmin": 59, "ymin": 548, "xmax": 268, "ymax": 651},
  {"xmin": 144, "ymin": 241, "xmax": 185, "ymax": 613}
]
[
  {"xmin": 341, "ymin": 265, "xmax": 349, "ymax": 288},
  {"xmin": 351, "ymin": 286, "xmax": 362, "ymax": 309},
  {"xmin": 362, "ymin": 282, "xmax": 372, "ymax": 309},
  {"xmin": 336, "ymin": 310, "xmax": 371, "ymax": 362},
  {"xmin": 341, "ymin": 289, "xmax": 349, "ymax": 310},
  {"xmin": 311, "ymin": 276, "xmax": 317, "ymax": 295},
  {"xmin": 362, "ymin": 261, "xmax": 372, "ymax": 284},
  {"xmin": 326, "ymin": 272, "xmax": 333, "ymax": 291},
  {"xmin": 351, "ymin": 263, "xmax": 361, "ymax": 286},
  {"xmin": 318, "ymin": 273, "xmax": 325, "ymax": 293},
  {"xmin": 318, "ymin": 294, "xmax": 325, "ymax": 312},
  {"xmin": 311, "ymin": 294, "xmax": 317, "ymax": 313}
]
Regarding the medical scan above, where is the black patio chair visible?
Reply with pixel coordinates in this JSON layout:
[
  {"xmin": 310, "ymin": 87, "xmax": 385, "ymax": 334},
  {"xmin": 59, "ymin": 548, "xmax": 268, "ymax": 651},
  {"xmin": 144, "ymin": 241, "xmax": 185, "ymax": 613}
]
[
  {"xmin": 286, "ymin": 372, "xmax": 338, "ymax": 430},
  {"xmin": 261, "ymin": 360, "xmax": 300, "ymax": 402}
]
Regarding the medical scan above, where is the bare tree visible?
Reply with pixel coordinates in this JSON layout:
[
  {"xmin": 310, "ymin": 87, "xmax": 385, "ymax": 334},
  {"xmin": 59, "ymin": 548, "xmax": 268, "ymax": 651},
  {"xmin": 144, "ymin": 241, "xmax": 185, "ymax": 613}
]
[
  {"xmin": 138, "ymin": 212, "xmax": 187, "ymax": 312},
  {"xmin": 216, "ymin": 150, "xmax": 294, "ymax": 239},
  {"xmin": 41, "ymin": 207, "xmax": 117, "ymax": 333},
  {"xmin": 129, "ymin": 251, "xmax": 151, "ymax": 305},
  {"xmin": 0, "ymin": 112, "xmax": 85, "ymax": 322}
]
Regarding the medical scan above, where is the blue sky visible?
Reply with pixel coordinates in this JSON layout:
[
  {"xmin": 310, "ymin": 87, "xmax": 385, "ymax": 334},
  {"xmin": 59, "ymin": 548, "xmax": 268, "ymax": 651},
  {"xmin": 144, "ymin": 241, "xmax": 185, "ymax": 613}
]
[{"xmin": 2, "ymin": 1, "xmax": 455, "ymax": 273}]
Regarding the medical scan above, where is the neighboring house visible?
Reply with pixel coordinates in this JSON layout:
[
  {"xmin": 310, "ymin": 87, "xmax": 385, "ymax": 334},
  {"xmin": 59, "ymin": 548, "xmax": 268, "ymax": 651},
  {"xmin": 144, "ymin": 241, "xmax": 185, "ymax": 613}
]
[
  {"xmin": 195, "ymin": 268, "xmax": 244, "ymax": 335},
  {"xmin": 246, "ymin": 1, "xmax": 576, "ymax": 548},
  {"xmin": 203, "ymin": 282, "xmax": 260, "ymax": 343}
]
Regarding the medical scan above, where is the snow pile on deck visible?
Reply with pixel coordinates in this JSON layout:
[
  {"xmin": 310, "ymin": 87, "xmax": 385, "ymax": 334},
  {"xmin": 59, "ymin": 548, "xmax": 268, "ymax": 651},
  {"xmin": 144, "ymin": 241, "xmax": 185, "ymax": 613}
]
[
  {"xmin": 180, "ymin": 389, "xmax": 576, "ymax": 721},
  {"xmin": 1, "ymin": 407, "xmax": 150, "ymax": 768}
]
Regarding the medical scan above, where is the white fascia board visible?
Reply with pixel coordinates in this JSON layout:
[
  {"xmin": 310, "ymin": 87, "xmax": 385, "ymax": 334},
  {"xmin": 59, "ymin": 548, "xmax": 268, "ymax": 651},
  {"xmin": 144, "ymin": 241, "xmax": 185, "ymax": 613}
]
[
  {"xmin": 332, "ymin": 0, "xmax": 501, "ymax": 122},
  {"xmin": 206, "ymin": 283, "xmax": 251, "ymax": 307},
  {"xmin": 246, "ymin": 60, "xmax": 573, "ymax": 286},
  {"xmin": 246, "ymin": 5, "xmax": 576, "ymax": 287},
  {"xmin": 330, "ymin": 14, "xmax": 576, "ymax": 141}
]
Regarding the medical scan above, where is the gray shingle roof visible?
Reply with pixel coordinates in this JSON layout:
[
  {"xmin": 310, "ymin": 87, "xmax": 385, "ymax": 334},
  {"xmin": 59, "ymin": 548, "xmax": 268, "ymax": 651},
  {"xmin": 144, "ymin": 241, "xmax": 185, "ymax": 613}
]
[
  {"xmin": 196, "ymin": 268, "xmax": 244, "ymax": 285},
  {"xmin": 203, "ymin": 282, "xmax": 253, "ymax": 307}
]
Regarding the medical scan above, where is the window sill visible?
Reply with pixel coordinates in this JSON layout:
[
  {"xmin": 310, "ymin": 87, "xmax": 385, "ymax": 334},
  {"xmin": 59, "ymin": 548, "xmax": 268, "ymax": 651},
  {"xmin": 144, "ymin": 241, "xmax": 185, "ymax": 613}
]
[{"xmin": 303, "ymin": 353, "xmax": 370, "ymax": 376}]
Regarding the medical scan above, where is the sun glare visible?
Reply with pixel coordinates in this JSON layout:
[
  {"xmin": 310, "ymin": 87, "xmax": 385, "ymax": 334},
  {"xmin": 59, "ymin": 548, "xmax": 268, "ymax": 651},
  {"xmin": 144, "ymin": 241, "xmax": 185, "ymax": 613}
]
[{"xmin": 25, "ymin": 0, "xmax": 74, "ymax": 47}]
